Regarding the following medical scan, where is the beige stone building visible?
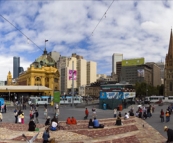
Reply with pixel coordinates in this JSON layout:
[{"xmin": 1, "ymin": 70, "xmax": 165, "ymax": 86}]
[
  {"xmin": 87, "ymin": 61, "xmax": 97, "ymax": 84},
  {"xmin": 146, "ymin": 62, "xmax": 161, "ymax": 87},
  {"xmin": 57, "ymin": 53, "xmax": 97, "ymax": 95},
  {"xmin": 165, "ymin": 29, "xmax": 173, "ymax": 96}
]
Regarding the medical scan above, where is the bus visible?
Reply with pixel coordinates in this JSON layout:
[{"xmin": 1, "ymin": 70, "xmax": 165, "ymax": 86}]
[
  {"xmin": 28, "ymin": 96, "xmax": 53, "ymax": 105},
  {"xmin": 60, "ymin": 96, "xmax": 83, "ymax": 104}
]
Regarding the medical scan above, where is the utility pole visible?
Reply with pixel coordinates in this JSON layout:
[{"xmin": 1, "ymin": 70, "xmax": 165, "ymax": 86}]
[{"xmin": 72, "ymin": 61, "xmax": 74, "ymax": 107}]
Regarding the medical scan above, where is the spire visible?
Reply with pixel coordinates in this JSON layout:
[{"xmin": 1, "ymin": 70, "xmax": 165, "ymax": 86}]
[
  {"xmin": 43, "ymin": 40, "xmax": 48, "ymax": 55},
  {"xmin": 168, "ymin": 29, "xmax": 173, "ymax": 56}
]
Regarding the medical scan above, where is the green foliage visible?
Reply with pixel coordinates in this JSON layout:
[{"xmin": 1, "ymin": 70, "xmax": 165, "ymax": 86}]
[{"xmin": 134, "ymin": 82, "xmax": 164, "ymax": 98}]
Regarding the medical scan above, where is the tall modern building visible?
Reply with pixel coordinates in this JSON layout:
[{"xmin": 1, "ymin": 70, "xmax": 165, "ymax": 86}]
[
  {"xmin": 112, "ymin": 53, "xmax": 123, "ymax": 74},
  {"xmin": 13, "ymin": 57, "xmax": 20, "ymax": 79},
  {"xmin": 57, "ymin": 53, "xmax": 97, "ymax": 95},
  {"xmin": 165, "ymin": 29, "xmax": 173, "ymax": 96},
  {"xmin": 87, "ymin": 61, "xmax": 97, "ymax": 85},
  {"xmin": 120, "ymin": 58, "xmax": 152, "ymax": 85}
]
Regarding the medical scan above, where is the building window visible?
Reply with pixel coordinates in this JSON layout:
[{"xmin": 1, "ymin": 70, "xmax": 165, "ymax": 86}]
[{"xmin": 170, "ymin": 82, "xmax": 172, "ymax": 91}]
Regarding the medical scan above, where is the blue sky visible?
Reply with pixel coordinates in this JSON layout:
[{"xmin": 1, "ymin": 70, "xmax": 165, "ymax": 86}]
[{"xmin": 0, "ymin": 0, "xmax": 173, "ymax": 80}]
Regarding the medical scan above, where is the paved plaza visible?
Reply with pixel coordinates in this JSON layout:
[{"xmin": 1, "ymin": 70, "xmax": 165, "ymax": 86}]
[{"xmin": 0, "ymin": 103, "xmax": 172, "ymax": 142}]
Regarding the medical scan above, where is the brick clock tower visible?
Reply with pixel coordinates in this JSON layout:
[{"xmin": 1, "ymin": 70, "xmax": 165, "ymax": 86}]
[{"xmin": 165, "ymin": 29, "xmax": 173, "ymax": 96}]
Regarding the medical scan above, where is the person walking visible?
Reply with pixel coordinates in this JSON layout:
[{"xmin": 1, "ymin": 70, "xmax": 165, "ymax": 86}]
[
  {"xmin": 166, "ymin": 110, "xmax": 170, "ymax": 122},
  {"xmin": 14, "ymin": 109, "xmax": 18, "ymax": 123},
  {"xmin": 0, "ymin": 112, "xmax": 3, "ymax": 122},
  {"xmin": 21, "ymin": 112, "xmax": 24, "ymax": 124},
  {"xmin": 34, "ymin": 110, "xmax": 39, "ymax": 123},
  {"xmin": 84, "ymin": 108, "xmax": 89, "ymax": 120},
  {"xmin": 4, "ymin": 104, "xmax": 6, "ymax": 113},
  {"xmin": 42, "ymin": 127, "xmax": 50, "ymax": 143},
  {"xmin": 30, "ymin": 110, "xmax": 33, "ymax": 120},
  {"xmin": 113, "ymin": 108, "xmax": 117, "ymax": 118},
  {"xmin": 160, "ymin": 109, "xmax": 164, "ymax": 122},
  {"xmin": 92, "ymin": 107, "xmax": 96, "ymax": 118}
]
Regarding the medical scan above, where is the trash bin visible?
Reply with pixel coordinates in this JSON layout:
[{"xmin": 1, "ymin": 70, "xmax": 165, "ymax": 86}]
[
  {"xmin": 103, "ymin": 103, "xmax": 107, "ymax": 110},
  {"xmin": 119, "ymin": 105, "xmax": 123, "ymax": 111}
]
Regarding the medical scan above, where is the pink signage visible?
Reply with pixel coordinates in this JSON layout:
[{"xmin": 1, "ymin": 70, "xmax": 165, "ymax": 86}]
[{"xmin": 69, "ymin": 70, "xmax": 77, "ymax": 80}]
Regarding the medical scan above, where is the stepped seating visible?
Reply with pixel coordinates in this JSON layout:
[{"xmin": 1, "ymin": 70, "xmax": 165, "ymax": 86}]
[{"xmin": 0, "ymin": 123, "xmax": 44, "ymax": 131}]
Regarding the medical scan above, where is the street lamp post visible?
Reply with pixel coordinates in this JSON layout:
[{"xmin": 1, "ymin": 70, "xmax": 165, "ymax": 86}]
[
  {"xmin": 71, "ymin": 61, "xmax": 74, "ymax": 107},
  {"xmin": 6, "ymin": 88, "xmax": 10, "ymax": 102}
]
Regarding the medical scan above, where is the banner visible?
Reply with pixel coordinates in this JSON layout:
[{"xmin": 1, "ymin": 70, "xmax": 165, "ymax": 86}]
[
  {"xmin": 137, "ymin": 69, "xmax": 144, "ymax": 77},
  {"xmin": 69, "ymin": 70, "xmax": 77, "ymax": 80},
  {"xmin": 53, "ymin": 91, "xmax": 60, "ymax": 103}
]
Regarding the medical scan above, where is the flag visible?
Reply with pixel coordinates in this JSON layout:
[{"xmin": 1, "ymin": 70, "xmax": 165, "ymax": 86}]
[{"xmin": 45, "ymin": 40, "xmax": 48, "ymax": 42}]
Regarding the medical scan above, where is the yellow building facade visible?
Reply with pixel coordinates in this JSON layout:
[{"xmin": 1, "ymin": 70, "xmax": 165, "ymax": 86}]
[{"xmin": 7, "ymin": 49, "xmax": 60, "ymax": 96}]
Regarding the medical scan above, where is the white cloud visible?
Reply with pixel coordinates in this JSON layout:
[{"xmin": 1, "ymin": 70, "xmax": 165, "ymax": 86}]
[{"xmin": 0, "ymin": 1, "xmax": 172, "ymax": 80}]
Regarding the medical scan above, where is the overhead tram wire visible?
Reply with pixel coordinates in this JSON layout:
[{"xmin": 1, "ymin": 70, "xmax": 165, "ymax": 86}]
[
  {"xmin": 0, "ymin": 14, "xmax": 43, "ymax": 51},
  {"xmin": 90, "ymin": 0, "xmax": 114, "ymax": 37}
]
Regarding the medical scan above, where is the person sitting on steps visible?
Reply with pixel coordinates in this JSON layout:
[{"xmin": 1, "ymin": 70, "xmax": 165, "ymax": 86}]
[
  {"xmin": 88, "ymin": 119, "xmax": 94, "ymax": 129},
  {"xmin": 93, "ymin": 118, "xmax": 104, "ymax": 128},
  {"xmin": 71, "ymin": 117, "xmax": 77, "ymax": 125},
  {"xmin": 115, "ymin": 116, "xmax": 123, "ymax": 126},
  {"xmin": 66, "ymin": 117, "xmax": 72, "ymax": 125}
]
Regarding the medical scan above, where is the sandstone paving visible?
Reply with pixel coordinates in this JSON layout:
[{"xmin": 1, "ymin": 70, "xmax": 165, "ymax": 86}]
[{"xmin": 0, "ymin": 117, "xmax": 168, "ymax": 143}]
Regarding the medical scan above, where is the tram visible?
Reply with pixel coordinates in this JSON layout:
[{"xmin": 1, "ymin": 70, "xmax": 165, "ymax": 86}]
[
  {"xmin": 145, "ymin": 96, "xmax": 173, "ymax": 103},
  {"xmin": 60, "ymin": 96, "xmax": 83, "ymax": 104}
]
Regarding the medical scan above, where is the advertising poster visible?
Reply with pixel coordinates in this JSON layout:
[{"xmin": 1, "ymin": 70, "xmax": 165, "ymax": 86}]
[
  {"xmin": 69, "ymin": 70, "xmax": 77, "ymax": 80},
  {"xmin": 53, "ymin": 91, "xmax": 60, "ymax": 103},
  {"xmin": 137, "ymin": 69, "xmax": 144, "ymax": 77}
]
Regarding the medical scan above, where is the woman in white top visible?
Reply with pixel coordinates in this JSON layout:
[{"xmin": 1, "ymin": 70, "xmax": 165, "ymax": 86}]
[
  {"xmin": 114, "ymin": 108, "xmax": 117, "ymax": 118},
  {"xmin": 0, "ymin": 112, "xmax": 3, "ymax": 122}
]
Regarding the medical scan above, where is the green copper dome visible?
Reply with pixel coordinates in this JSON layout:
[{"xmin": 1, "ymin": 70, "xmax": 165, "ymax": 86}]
[{"xmin": 32, "ymin": 48, "xmax": 56, "ymax": 68}]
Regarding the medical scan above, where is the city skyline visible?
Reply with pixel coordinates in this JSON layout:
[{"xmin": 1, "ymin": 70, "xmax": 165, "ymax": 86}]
[{"xmin": 0, "ymin": 1, "xmax": 172, "ymax": 80}]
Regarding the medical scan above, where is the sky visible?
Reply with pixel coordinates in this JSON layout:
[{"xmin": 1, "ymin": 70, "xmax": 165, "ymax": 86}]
[{"xmin": 0, "ymin": 0, "xmax": 173, "ymax": 81}]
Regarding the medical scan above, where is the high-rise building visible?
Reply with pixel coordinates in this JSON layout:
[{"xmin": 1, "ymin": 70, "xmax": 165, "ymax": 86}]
[
  {"xmin": 145, "ymin": 62, "xmax": 161, "ymax": 87},
  {"xmin": 57, "ymin": 53, "xmax": 97, "ymax": 95},
  {"xmin": 156, "ymin": 62, "xmax": 164, "ymax": 84},
  {"xmin": 165, "ymin": 29, "xmax": 173, "ymax": 96},
  {"xmin": 13, "ymin": 57, "xmax": 20, "ymax": 79},
  {"xmin": 120, "ymin": 58, "xmax": 152, "ymax": 85},
  {"xmin": 112, "ymin": 53, "xmax": 123, "ymax": 74}
]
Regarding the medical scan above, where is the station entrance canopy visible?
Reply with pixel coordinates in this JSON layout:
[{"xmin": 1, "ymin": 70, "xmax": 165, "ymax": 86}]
[{"xmin": 0, "ymin": 86, "xmax": 51, "ymax": 93}]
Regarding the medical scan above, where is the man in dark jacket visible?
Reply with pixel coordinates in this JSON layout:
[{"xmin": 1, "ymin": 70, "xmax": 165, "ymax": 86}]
[
  {"xmin": 164, "ymin": 126, "xmax": 173, "ymax": 143},
  {"xmin": 34, "ymin": 110, "xmax": 39, "ymax": 123}
]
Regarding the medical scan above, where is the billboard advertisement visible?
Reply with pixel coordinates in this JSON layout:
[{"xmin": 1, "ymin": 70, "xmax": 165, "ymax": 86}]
[
  {"xmin": 99, "ymin": 92, "xmax": 136, "ymax": 100},
  {"xmin": 122, "ymin": 58, "xmax": 144, "ymax": 66},
  {"xmin": 69, "ymin": 70, "xmax": 77, "ymax": 80},
  {"xmin": 137, "ymin": 69, "xmax": 144, "ymax": 77}
]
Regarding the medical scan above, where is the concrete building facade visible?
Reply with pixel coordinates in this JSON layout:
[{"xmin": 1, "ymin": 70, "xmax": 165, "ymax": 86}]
[
  {"xmin": 57, "ymin": 53, "xmax": 97, "ymax": 95},
  {"xmin": 112, "ymin": 53, "xmax": 123, "ymax": 74},
  {"xmin": 156, "ymin": 62, "xmax": 165, "ymax": 84},
  {"xmin": 165, "ymin": 29, "xmax": 173, "ymax": 96},
  {"xmin": 146, "ymin": 62, "xmax": 161, "ymax": 87},
  {"xmin": 87, "ymin": 61, "xmax": 97, "ymax": 85}
]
